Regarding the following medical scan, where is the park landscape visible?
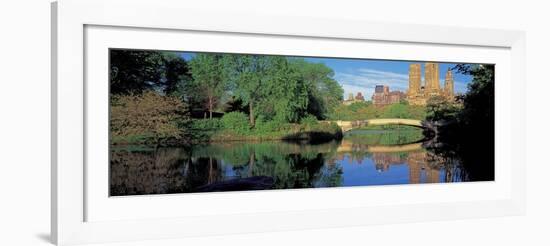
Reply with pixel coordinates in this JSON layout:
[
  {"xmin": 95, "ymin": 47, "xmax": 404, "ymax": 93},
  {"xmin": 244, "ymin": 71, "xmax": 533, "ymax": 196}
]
[{"xmin": 109, "ymin": 49, "xmax": 495, "ymax": 196}]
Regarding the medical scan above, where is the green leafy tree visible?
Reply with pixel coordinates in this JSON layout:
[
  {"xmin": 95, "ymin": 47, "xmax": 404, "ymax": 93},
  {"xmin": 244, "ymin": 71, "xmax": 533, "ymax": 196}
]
[
  {"xmin": 425, "ymin": 96, "xmax": 459, "ymax": 121},
  {"xmin": 260, "ymin": 57, "xmax": 309, "ymax": 123},
  {"xmin": 223, "ymin": 54, "xmax": 271, "ymax": 126},
  {"xmin": 110, "ymin": 50, "xmax": 193, "ymax": 96},
  {"xmin": 189, "ymin": 54, "xmax": 228, "ymax": 119},
  {"xmin": 454, "ymin": 64, "xmax": 494, "ymax": 128},
  {"xmin": 291, "ymin": 59, "xmax": 344, "ymax": 119},
  {"xmin": 110, "ymin": 50, "xmax": 166, "ymax": 94},
  {"xmin": 224, "ymin": 55, "xmax": 309, "ymax": 125},
  {"xmin": 163, "ymin": 52, "xmax": 191, "ymax": 95}
]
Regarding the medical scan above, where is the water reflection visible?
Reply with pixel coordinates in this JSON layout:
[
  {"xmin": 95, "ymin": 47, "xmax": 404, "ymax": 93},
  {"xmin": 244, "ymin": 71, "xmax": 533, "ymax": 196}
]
[{"xmin": 110, "ymin": 129, "xmax": 472, "ymax": 196}]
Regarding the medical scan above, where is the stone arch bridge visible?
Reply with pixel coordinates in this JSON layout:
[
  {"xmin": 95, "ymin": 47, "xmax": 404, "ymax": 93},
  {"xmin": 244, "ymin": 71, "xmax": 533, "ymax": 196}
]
[{"xmin": 321, "ymin": 118, "xmax": 435, "ymax": 132}]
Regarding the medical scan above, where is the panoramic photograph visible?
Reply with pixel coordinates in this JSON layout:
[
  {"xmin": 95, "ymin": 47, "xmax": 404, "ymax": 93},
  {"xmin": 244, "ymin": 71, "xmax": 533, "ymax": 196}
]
[{"xmin": 109, "ymin": 49, "xmax": 495, "ymax": 196}]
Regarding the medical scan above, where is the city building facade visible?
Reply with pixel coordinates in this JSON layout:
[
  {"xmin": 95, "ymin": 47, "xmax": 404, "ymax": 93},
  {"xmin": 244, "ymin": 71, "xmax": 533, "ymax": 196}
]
[{"xmin": 371, "ymin": 85, "xmax": 405, "ymax": 105}]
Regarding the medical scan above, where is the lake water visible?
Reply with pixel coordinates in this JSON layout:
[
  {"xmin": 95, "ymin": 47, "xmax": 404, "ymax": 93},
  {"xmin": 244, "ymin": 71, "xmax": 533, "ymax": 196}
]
[{"xmin": 110, "ymin": 128, "xmax": 474, "ymax": 196}]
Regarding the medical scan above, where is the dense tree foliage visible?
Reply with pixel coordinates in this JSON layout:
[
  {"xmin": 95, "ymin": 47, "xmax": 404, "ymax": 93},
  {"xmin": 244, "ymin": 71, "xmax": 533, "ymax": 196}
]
[
  {"xmin": 222, "ymin": 54, "xmax": 272, "ymax": 125},
  {"xmin": 454, "ymin": 64, "xmax": 494, "ymax": 129},
  {"xmin": 189, "ymin": 54, "xmax": 227, "ymax": 118},
  {"xmin": 222, "ymin": 55, "xmax": 313, "ymax": 125},
  {"xmin": 425, "ymin": 95, "xmax": 461, "ymax": 121},
  {"xmin": 110, "ymin": 50, "xmax": 345, "ymax": 144},
  {"xmin": 110, "ymin": 50, "xmax": 191, "ymax": 95},
  {"xmin": 426, "ymin": 64, "xmax": 495, "ymax": 181},
  {"xmin": 290, "ymin": 59, "xmax": 344, "ymax": 119},
  {"xmin": 163, "ymin": 53, "xmax": 192, "ymax": 95},
  {"xmin": 265, "ymin": 57, "xmax": 309, "ymax": 123}
]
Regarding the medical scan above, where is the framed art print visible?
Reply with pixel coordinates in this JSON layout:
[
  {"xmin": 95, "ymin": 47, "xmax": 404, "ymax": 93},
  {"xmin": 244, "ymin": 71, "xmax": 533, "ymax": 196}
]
[{"xmin": 51, "ymin": 0, "xmax": 526, "ymax": 245}]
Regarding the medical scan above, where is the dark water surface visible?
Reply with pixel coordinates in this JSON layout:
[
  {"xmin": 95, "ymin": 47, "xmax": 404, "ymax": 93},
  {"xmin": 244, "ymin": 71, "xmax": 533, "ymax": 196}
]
[{"xmin": 110, "ymin": 129, "xmax": 485, "ymax": 196}]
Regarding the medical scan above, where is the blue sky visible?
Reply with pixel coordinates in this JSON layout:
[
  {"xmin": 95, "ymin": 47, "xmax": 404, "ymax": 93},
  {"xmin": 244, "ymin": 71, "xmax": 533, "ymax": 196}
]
[
  {"xmin": 302, "ymin": 57, "xmax": 473, "ymax": 98},
  {"xmin": 178, "ymin": 52, "xmax": 473, "ymax": 99}
]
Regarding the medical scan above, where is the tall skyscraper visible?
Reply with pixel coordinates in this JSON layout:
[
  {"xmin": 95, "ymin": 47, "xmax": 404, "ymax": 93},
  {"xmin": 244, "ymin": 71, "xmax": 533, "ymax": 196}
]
[
  {"xmin": 444, "ymin": 69, "xmax": 454, "ymax": 100},
  {"xmin": 425, "ymin": 62, "xmax": 440, "ymax": 94},
  {"xmin": 408, "ymin": 63, "xmax": 421, "ymax": 96}
]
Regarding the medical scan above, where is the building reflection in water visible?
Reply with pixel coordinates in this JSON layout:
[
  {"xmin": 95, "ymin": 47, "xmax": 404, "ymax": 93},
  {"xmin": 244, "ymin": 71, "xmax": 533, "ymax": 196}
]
[
  {"xmin": 110, "ymin": 140, "xmax": 470, "ymax": 196},
  {"xmin": 330, "ymin": 150, "xmax": 467, "ymax": 184}
]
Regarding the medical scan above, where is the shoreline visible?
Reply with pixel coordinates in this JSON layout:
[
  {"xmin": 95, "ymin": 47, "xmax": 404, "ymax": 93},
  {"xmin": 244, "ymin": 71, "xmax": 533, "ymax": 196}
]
[
  {"xmin": 111, "ymin": 128, "xmax": 344, "ymax": 147},
  {"xmin": 110, "ymin": 126, "xmax": 434, "ymax": 149}
]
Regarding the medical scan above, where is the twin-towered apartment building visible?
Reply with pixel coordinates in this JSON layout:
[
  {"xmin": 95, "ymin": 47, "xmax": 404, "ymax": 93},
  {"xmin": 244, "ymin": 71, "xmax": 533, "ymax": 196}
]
[{"xmin": 405, "ymin": 62, "xmax": 455, "ymax": 106}]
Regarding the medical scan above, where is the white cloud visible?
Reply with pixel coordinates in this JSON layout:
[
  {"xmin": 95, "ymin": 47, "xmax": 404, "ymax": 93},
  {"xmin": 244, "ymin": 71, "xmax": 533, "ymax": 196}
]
[
  {"xmin": 340, "ymin": 84, "xmax": 374, "ymax": 100},
  {"xmin": 357, "ymin": 68, "xmax": 409, "ymax": 80},
  {"xmin": 335, "ymin": 68, "xmax": 409, "ymax": 98}
]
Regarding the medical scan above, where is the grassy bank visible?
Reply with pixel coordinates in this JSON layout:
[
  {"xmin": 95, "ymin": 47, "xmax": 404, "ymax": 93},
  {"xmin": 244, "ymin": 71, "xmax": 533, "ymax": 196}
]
[
  {"xmin": 111, "ymin": 117, "xmax": 343, "ymax": 146},
  {"xmin": 191, "ymin": 118, "xmax": 343, "ymax": 143},
  {"xmin": 110, "ymin": 118, "xmax": 427, "ymax": 146},
  {"xmin": 110, "ymin": 134, "xmax": 191, "ymax": 146}
]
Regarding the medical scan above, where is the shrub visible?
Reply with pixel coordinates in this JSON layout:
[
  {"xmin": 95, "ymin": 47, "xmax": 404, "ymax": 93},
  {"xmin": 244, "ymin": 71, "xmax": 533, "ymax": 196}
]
[
  {"xmin": 310, "ymin": 122, "xmax": 341, "ymax": 134},
  {"xmin": 191, "ymin": 118, "xmax": 222, "ymax": 131},
  {"xmin": 426, "ymin": 96, "xmax": 460, "ymax": 121},
  {"xmin": 348, "ymin": 101, "xmax": 369, "ymax": 112},
  {"xmin": 381, "ymin": 103, "xmax": 410, "ymax": 118},
  {"xmin": 255, "ymin": 116, "xmax": 275, "ymax": 133},
  {"xmin": 110, "ymin": 91, "xmax": 189, "ymax": 143},
  {"xmin": 255, "ymin": 116, "xmax": 288, "ymax": 133},
  {"xmin": 300, "ymin": 114, "xmax": 319, "ymax": 126},
  {"xmin": 221, "ymin": 112, "xmax": 251, "ymax": 134}
]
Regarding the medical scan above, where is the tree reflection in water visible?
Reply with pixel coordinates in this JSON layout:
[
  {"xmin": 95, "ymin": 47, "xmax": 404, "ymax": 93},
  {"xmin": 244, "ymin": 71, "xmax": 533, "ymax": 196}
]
[{"xmin": 110, "ymin": 136, "xmax": 472, "ymax": 196}]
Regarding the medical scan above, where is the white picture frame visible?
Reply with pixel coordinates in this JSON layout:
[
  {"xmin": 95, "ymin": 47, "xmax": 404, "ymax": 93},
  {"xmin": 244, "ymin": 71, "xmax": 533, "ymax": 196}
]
[{"xmin": 51, "ymin": 0, "xmax": 526, "ymax": 245}]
